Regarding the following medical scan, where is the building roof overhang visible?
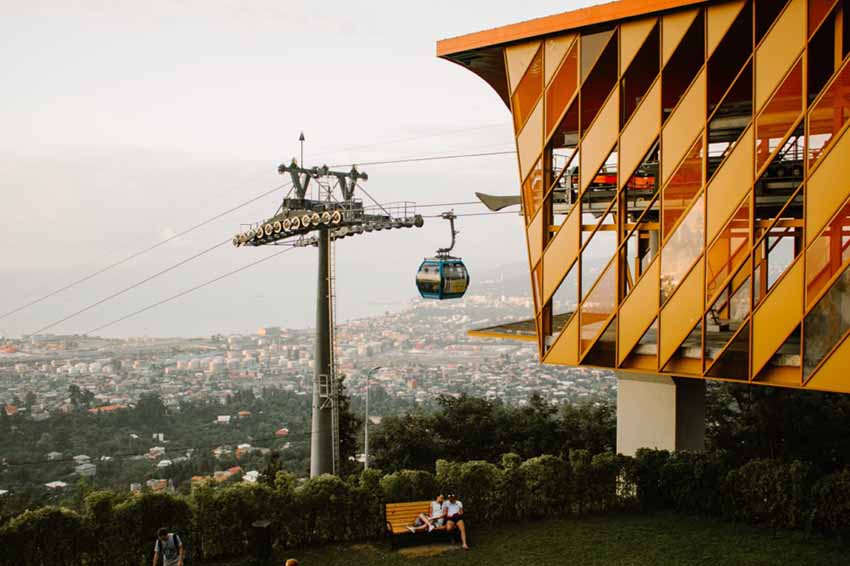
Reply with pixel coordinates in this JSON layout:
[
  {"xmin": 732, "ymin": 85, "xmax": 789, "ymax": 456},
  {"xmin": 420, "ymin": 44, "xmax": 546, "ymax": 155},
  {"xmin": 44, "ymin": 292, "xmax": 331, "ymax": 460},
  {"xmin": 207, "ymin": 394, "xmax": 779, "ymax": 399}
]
[
  {"xmin": 436, "ymin": 0, "xmax": 708, "ymax": 106},
  {"xmin": 467, "ymin": 318, "xmax": 538, "ymax": 342}
]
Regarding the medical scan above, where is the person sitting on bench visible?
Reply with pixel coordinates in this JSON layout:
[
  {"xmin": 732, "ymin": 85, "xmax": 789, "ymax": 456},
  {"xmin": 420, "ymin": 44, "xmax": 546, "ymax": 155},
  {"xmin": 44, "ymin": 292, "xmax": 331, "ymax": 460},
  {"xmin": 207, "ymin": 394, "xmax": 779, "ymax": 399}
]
[
  {"xmin": 407, "ymin": 494, "xmax": 446, "ymax": 533},
  {"xmin": 445, "ymin": 493, "xmax": 469, "ymax": 550}
]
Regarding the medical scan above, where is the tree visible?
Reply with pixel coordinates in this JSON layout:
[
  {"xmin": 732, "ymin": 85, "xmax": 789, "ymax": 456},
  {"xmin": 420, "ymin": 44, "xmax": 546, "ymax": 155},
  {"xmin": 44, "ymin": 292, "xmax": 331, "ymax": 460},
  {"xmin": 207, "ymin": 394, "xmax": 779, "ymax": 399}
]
[
  {"xmin": 337, "ymin": 377, "xmax": 362, "ymax": 476},
  {"xmin": 24, "ymin": 391, "xmax": 37, "ymax": 411},
  {"xmin": 135, "ymin": 393, "xmax": 167, "ymax": 425},
  {"xmin": 370, "ymin": 413, "xmax": 440, "ymax": 473},
  {"xmin": 431, "ymin": 394, "xmax": 508, "ymax": 461},
  {"xmin": 707, "ymin": 382, "xmax": 850, "ymax": 470},
  {"xmin": 68, "ymin": 385, "xmax": 81, "ymax": 410},
  {"xmin": 0, "ymin": 405, "xmax": 9, "ymax": 433},
  {"xmin": 507, "ymin": 393, "xmax": 560, "ymax": 458},
  {"xmin": 81, "ymin": 388, "xmax": 95, "ymax": 408},
  {"xmin": 261, "ymin": 451, "xmax": 283, "ymax": 487},
  {"xmin": 68, "ymin": 384, "xmax": 94, "ymax": 411},
  {"xmin": 557, "ymin": 400, "xmax": 616, "ymax": 456}
]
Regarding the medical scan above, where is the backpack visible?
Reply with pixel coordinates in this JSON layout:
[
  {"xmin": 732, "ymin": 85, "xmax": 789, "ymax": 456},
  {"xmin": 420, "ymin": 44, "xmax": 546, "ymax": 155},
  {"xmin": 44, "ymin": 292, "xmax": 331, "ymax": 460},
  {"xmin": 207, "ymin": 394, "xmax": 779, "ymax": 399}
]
[{"xmin": 157, "ymin": 533, "xmax": 185, "ymax": 561}]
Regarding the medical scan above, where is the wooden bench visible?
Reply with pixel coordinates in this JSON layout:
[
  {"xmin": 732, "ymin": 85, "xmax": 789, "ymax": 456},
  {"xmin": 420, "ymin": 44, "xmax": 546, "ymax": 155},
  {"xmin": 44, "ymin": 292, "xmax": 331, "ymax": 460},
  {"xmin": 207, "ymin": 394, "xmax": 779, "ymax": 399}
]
[{"xmin": 385, "ymin": 501, "xmax": 452, "ymax": 548}]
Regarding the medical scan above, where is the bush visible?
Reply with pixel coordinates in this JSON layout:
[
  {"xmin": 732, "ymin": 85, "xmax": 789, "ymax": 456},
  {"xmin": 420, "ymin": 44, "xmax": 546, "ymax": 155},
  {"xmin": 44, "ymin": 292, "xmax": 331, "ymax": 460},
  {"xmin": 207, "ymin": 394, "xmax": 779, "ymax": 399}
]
[
  {"xmin": 587, "ymin": 452, "xmax": 625, "ymax": 513},
  {"xmin": 84, "ymin": 490, "xmax": 126, "ymax": 566},
  {"xmin": 497, "ymin": 453, "xmax": 530, "ymax": 519},
  {"xmin": 348, "ymin": 475, "xmax": 385, "ymax": 541},
  {"xmin": 292, "ymin": 474, "xmax": 375, "ymax": 545},
  {"xmin": 659, "ymin": 451, "xmax": 731, "ymax": 515},
  {"xmin": 358, "ymin": 468, "xmax": 383, "ymax": 493},
  {"xmin": 192, "ymin": 481, "xmax": 278, "ymax": 561},
  {"xmin": 569, "ymin": 449, "xmax": 594, "ymax": 513},
  {"xmin": 435, "ymin": 459, "xmax": 462, "ymax": 495},
  {"xmin": 111, "ymin": 492, "xmax": 193, "ymax": 566},
  {"xmin": 380, "ymin": 469, "xmax": 438, "ymax": 503},
  {"xmin": 519, "ymin": 455, "xmax": 571, "ymax": 518},
  {"xmin": 811, "ymin": 470, "xmax": 850, "ymax": 537},
  {"xmin": 722, "ymin": 459, "xmax": 814, "ymax": 530},
  {"xmin": 455, "ymin": 461, "xmax": 503, "ymax": 524},
  {"xmin": 0, "ymin": 507, "xmax": 88, "ymax": 566},
  {"xmin": 630, "ymin": 449, "xmax": 671, "ymax": 510},
  {"xmin": 6, "ymin": 449, "xmax": 850, "ymax": 559}
]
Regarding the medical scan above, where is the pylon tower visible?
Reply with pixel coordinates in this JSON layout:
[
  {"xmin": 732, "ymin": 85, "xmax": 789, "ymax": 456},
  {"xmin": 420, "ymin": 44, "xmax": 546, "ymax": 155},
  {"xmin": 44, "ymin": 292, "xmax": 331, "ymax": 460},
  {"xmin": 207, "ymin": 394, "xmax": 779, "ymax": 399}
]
[{"xmin": 232, "ymin": 136, "xmax": 424, "ymax": 476}]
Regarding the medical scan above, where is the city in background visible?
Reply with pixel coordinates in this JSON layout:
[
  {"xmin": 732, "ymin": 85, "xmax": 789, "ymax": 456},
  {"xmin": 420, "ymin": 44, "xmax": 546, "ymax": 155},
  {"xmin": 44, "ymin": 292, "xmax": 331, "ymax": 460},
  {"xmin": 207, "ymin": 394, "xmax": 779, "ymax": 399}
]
[{"xmin": 0, "ymin": 269, "xmax": 614, "ymax": 500}]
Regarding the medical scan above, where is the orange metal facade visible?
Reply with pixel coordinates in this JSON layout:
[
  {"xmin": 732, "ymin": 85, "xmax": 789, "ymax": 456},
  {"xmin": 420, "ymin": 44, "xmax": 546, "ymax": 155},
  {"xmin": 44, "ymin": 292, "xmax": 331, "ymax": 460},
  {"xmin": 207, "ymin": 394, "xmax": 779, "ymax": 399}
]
[{"xmin": 442, "ymin": 0, "xmax": 850, "ymax": 393}]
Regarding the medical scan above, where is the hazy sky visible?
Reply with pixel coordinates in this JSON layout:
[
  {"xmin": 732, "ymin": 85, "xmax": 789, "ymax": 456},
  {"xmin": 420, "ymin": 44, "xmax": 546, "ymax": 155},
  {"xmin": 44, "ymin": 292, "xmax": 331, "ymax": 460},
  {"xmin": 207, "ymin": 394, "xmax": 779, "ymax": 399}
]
[{"xmin": 0, "ymin": 0, "xmax": 597, "ymax": 338}]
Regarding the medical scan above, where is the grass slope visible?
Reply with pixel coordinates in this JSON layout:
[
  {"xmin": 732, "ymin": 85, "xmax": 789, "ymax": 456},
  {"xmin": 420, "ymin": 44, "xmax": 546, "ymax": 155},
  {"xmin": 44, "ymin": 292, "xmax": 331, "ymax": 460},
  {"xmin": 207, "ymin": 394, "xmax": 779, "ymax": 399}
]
[{"xmin": 219, "ymin": 513, "xmax": 850, "ymax": 566}]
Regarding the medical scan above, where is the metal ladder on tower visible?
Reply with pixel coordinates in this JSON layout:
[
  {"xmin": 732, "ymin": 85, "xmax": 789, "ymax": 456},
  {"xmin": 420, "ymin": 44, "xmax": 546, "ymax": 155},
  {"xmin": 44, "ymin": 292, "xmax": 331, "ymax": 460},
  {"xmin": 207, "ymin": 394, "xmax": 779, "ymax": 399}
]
[{"xmin": 328, "ymin": 237, "xmax": 341, "ymax": 476}]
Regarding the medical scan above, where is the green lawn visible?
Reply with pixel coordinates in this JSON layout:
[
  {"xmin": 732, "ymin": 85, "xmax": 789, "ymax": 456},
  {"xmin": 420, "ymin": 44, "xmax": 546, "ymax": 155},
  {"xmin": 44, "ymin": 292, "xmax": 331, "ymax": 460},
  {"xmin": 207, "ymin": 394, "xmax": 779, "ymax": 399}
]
[{"xmin": 212, "ymin": 512, "xmax": 849, "ymax": 566}]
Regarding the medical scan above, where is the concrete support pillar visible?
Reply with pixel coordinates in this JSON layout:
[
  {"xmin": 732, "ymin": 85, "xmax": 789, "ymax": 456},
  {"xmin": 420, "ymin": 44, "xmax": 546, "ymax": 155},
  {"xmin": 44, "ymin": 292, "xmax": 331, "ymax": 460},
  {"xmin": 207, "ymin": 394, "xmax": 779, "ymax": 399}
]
[
  {"xmin": 616, "ymin": 373, "xmax": 705, "ymax": 457},
  {"xmin": 310, "ymin": 228, "xmax": 333, "ymax": 477}
]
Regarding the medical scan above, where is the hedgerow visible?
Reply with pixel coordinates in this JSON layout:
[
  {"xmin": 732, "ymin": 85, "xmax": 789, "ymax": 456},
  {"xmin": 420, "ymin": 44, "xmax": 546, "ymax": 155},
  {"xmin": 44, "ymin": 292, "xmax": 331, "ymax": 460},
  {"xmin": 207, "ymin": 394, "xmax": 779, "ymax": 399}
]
[{"xmin": 3, "ymin": 451, "xmax": 850, "ymax": 564}]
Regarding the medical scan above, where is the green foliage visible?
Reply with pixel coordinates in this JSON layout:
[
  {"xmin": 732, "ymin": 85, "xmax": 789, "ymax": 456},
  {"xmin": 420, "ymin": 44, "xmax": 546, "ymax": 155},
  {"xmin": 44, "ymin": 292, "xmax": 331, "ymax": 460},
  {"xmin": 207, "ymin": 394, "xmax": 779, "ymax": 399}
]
[
  {"xmin": 659, "ymin": 451, "xmax": 731, "ymax": 515},
  {"xmin": 68, "ymin": 384, "xmax": 95, "ymax": 412},
  {"xmin": 629, "ymin": 449, "xmax": 671, "ymax": 510},
  {"xmin": 0, "ymin": 389, "xmax": 318, "ymax": 506},
  {"xmin": 135, "ymin": 393, "xmax": 167, "ymax": 425},
  {"xmin": 722, "ymin": 459, "xmax": 815, "ymax": 530},
  {"xmin": 350, "ymin": 473, "xmax": 386, "ymax": 542},
  {"xmin": 192, "ymin": 481, "xmax": 278, "ymax": 560},
  {"xmin": 6, "ymin": 449, "xmax": 850, "ymax": 561},
  {"xmin": 285, "ymin": 473, "xmax": 383, "ymax": 547},
  {"xmin": 83, "ymin": 490, "xmax": 126, "ymax": 566},
  {"xmin": 435, "ymin": 459, "xmax": 462, "ymax": 494},
  {"xmin": 370, "ymin": 413, "xmax": 441, "ymax": 472},
  {"xmin": 570, "ymin": 450, "xmax": 625, "ymax": 513},
  {"xmin": 108, "ymin": 492, "xmax": 193, "ymax": 565},
  {"xmin": 496, "ymin": 453, "xmax": 530, "ymax": 519},
  {"xmin": 519, "ymin": 455, "xmax": 571, "ymax": 518},
  {"xmin": 706, "ymin": 382, "xmax": 850, "ymax": 472},
  {"xmin": 371, "ymin": 395, "xmax": 616, "ymax": 474},
  {"xmin": 558, "ymin": 402, "xmax": 616, "ymax": 455},
  {"xmin": 811, "ymin": 470, "xmax": 850, "ymax": 537},
  {"xmin": 584, "ymin": 452, "xmax": 623, "ymax": 513},
  {"xmin": 358, "ymin": 467, "xmax": 384, "ymax": 492},
  {"xmin": 380, "ymin": 469, "xmax": 438, "ymax": 503},
  {"xmin": 336, "ymin": 378, "xmax": 363, "ymax": 477},
  {"xmin": 0, "ymin": 507, "xmax": 88, "ymax": 566},
  {"xmin": 569, "ymin": 449, "xmax": 593, "ymax": 513}
]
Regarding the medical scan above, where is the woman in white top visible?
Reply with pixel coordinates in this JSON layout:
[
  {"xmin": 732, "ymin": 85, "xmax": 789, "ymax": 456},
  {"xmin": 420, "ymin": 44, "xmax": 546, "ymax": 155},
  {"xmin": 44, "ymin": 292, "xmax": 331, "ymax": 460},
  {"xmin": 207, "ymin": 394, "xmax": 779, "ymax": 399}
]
[{"xmin": 408, "ymin": 494, "xmax": 446, "ymax": 532}]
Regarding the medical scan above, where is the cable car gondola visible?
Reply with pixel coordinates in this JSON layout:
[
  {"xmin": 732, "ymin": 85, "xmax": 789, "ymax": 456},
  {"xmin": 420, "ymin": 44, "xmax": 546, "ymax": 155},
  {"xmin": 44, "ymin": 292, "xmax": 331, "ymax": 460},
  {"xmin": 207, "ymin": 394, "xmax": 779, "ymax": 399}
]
[{"xmin": 416, "ymin": 211, "xmax": 470, "ymax": 300}]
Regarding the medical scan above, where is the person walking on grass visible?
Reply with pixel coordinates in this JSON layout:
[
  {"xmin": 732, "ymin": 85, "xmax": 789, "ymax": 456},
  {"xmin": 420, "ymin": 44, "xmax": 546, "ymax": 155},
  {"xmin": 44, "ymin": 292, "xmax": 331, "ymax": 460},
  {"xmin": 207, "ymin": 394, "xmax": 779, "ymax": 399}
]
[
  {"xmin": 445, "ymin": 493, "xmax": 469, "ymax": 550},
  {"xmin": 152, "ymin": 527, "xmax": 184, "ymax": 566}
]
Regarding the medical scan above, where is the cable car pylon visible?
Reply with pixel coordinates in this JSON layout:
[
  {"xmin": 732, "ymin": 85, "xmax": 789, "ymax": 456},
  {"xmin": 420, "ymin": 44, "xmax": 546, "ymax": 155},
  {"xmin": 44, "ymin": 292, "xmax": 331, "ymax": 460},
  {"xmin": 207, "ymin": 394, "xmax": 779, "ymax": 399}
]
[
  {"xmin": 416, "ymin": 210, "xmax": 470, "ymax": 300},
  {"xmin": 231, "ymin": 133, "xmax": 424, "ymax": 477}
]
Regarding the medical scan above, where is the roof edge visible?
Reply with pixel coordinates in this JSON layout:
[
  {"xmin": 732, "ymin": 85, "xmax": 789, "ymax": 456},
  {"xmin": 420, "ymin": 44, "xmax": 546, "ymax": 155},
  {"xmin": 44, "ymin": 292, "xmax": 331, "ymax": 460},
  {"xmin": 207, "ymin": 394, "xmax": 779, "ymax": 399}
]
[{"xmin": 437, "ymin": 0, "xmax": 707, "ymax": 57}]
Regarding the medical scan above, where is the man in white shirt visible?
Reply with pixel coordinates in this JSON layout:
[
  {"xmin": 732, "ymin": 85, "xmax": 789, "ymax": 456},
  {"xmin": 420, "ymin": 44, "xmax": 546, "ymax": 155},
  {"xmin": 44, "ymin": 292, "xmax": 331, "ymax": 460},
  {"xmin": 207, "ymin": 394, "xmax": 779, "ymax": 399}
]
[
  {"xmin": 152, "ymin": 528, "xmax": 183, "ymax": 566},
  {"xmin": 444, "ymin": 493, "xmax": 469, "ymax": 549},
  {"xmin": 408, "ymin": 494, "xmax": 447, "ymax": 532}
]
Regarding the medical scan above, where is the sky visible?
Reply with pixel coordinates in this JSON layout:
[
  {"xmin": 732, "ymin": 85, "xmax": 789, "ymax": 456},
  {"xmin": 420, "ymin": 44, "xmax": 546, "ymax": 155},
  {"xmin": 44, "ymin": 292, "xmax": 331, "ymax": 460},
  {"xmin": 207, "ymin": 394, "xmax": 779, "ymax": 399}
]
[{"xmin": 0, "ymin": 0, "xmax": 598, "ymax": 338}]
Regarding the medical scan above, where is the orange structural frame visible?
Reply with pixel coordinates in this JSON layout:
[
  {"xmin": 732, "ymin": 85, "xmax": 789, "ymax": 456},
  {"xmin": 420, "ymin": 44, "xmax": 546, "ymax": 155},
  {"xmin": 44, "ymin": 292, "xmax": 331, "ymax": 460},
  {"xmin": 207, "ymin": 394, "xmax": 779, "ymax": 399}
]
[
  {"xmin": 437, "ymin": 0, "xmax": 707, "ymax": 57},
  {"xmin": 448, "ymin": 0, "xmax": 850, "ymax": 394}
]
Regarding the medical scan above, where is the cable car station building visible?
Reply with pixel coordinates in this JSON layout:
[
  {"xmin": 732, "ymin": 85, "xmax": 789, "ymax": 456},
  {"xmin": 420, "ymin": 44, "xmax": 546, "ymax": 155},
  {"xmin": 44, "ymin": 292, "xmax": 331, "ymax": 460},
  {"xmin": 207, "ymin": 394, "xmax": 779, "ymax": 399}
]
[{"xmin": 439, "ymin": 0, "xmax": 850, "ymax": 455}]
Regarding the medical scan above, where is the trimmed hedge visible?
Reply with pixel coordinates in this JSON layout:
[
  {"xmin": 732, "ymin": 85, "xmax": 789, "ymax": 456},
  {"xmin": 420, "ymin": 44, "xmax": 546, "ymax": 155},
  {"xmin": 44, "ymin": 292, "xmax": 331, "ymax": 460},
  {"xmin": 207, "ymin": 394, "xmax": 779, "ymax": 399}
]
[
  {"xmin": 3, "ymin": 450, "xmax": 850, "ymax": 564},
  {"xmin": 811, "ymin": 470, "xmax": 850, "ymax": 537},
  {"xmin": 0, "ymin": 507, "xmax": 87, "ymax": 566}
]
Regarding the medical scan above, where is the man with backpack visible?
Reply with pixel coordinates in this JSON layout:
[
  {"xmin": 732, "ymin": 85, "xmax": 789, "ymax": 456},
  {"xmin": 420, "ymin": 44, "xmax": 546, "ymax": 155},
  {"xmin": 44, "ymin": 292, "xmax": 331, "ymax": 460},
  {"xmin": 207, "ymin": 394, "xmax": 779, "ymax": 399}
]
[{"xmin": 153, "ymin": 527, "xmax": 184, "ymax": 566}]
